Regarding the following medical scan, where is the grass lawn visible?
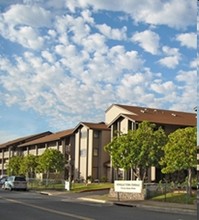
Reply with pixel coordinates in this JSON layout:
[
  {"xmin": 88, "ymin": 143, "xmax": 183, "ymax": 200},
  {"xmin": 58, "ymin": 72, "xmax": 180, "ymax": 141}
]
[
  {"xmin": 28, "ymin": 181, "xmax": 113, "ymax": 192},
  {"xmin": 71, "ymin": 183, "xmax": 113, "ymax": 192},
  {"xmin": 151, "ymin": 192, "xmax": 196, "ymax": 204}
]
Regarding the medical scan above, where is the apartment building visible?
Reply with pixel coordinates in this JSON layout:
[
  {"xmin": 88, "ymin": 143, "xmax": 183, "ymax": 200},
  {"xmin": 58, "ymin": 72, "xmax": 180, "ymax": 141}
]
[
  {"xmin": 73, "ymin": 122, "xmax": 110, "ymax": 182},
  {"xmin": 18, "ymin": 129, "xmax": 75, "ymax": 179},
  {"xmin": 105, "ymin": 104, "xmax": 197, "ymax": 182},
  {"xmin": 0, "ymin": 103, "xmax": 196, "ymax": 182},
  {"xmin": 0, "ymin": 131, "xmax": 52, "ymax": 176}
]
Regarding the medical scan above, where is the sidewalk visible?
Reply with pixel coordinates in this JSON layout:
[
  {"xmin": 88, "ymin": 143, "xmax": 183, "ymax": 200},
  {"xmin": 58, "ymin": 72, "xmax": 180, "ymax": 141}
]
[
  {"xmin": 39, "ymin": 190, "xmax": 197, "ymax": 216},
  {"xmin": 111, "ymin": 199, "xmax": 197, "ymax": 215}
]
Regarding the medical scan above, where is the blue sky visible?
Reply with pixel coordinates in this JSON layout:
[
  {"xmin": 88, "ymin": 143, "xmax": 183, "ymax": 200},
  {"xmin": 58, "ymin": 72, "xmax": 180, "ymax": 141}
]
[{"xmin": 0, "ymin": 0, "xmax": 197, "ymax": 143}]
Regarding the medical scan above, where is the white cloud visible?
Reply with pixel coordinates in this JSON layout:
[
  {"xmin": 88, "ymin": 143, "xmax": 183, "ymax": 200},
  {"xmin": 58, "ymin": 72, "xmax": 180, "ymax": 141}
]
[
  {"xmin": 176, "ymin": 33, "xmax": 197, "ymax": 49},
  {"xmin": 150, "ymin": 81, "xmax": 175, "ymax": 94},
  {"xmin": 81, "ymin": 9, "xmax": 94, "ymax": 24},
  {"xmin": 190, "ymin": 58, "xmax": 198, "ymax": 69},
  {"xmin": 158, "ymin": 56, "xmax": 179, "ymax": 69},
  {"xmin": 171, "ymin": 70, "xmax": 197, "ymax": 111},
  {"xmin": 0, "ymin": 0, "xmax": 196, "ymax": 135},
  {"xmin": 81, "ymin": 33, "xmax": 107, "ymax": 53},
  {"xmin": 0, "ymin": 29, "xmax": 144, "ymax": 126},
  {"xmin": 75, "ymin": 0, "xmax": 195, "ymax": 29},
  {"xmin": 158, "ymin": 46, "xmax": 181, "ymax": 69},
  {"xmin": 116, "ymin": 69, "xmax": 155, "ymax": 103},
  {"xmin": 54, "ymin": 14, "xmax": 92, "ymax": 46},
  {"xmin": 108, "ymin": 46, "xmax": 144, "ymax": 71},
  {"xmin": 176, "ymin": 70, "xmax": 196, "ymax": 84},
  {"xmin": 0, "ymin": 4, "xmax": 51, "ymax": 49},
  {"xmin": 2, "ymin": 4, "xmax": 51, "ymax": 27},
  {"xmin": 132, "ymin": 30, "xmax": 160, "ymax": 55},
  {"xmin": 96, "ymin": 24, "xmax": 127, "ymax": 40},
  {"xmin": 41, "ymin": 50, "xmax": 55, "ymax": 63},
  {"xmin": 131, "ymin": 0, "xmax": 196, "ymax": 30},
  {"xmin": 17, "ymin": 26, "xmax": 44, "ymax": 49}
]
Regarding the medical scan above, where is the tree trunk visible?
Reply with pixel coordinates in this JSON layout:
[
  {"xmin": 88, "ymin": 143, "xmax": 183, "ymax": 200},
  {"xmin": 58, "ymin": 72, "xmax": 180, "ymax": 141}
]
[
  {"xmin": 142, "ymin": 168, "xmax": 147, "ymax": 182},
  {"xmin": 132, "ymin": 167, "xmax": 139, "ymax": 180},
  {"xmin": 187, "ymin": 168, "xmax": 192, "ymax": 196}
]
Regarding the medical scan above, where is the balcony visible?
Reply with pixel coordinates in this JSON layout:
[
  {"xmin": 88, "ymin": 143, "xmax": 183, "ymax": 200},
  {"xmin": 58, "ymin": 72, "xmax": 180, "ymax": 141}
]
[
  {"xmin": 3, "ymin": 152, "xmax": 9, "ymax": 158},
  {"xmin": 65, "ymin": 145, "xmax": 71, "ymax": 153}
]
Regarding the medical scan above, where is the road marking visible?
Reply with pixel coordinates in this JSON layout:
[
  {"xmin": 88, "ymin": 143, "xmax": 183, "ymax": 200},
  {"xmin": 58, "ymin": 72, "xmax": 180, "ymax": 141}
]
[{"xmin": 3, "ymin": 197, "xmax": 94, "ymax": 220}]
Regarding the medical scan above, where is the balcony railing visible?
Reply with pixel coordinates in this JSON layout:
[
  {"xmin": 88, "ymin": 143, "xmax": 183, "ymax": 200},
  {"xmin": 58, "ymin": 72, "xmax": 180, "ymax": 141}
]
[{"xmin": 65, "ymin": 145, "xmax": 71, "ymax": 153}]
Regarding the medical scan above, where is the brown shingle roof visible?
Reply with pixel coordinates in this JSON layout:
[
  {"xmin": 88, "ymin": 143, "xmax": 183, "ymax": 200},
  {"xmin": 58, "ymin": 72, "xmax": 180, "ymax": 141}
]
[
  {"xmin": 0, "ymin": 131, "xmax": 52, "ymax": 149},
  {"xmin": 73, "ymin": 122, "xmax": 110, "ymax": 132},
  {"xmin": 18, "ymin": 129, "xmax": 74, "ymax": 147},
  {"xmin": 112, "ymin": 104, "xmax": 196, "ymax": 126}
]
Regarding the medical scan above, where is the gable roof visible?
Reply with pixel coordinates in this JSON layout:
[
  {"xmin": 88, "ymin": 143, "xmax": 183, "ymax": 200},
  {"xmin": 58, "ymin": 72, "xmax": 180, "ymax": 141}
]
[
  {"xmin": 73, "ymin": 122, "xmax": 110, "ymax": 132},
  {"xmin": 0, "ymin": 131, "xmax": 52, "ymax": 149},
  {"xmin": 18, "ymin": 129, "xmax": 74, "ymax": 147},
  {"xmin": 108, "ymin": 104, "xmax": 196, "ymax": 127}
]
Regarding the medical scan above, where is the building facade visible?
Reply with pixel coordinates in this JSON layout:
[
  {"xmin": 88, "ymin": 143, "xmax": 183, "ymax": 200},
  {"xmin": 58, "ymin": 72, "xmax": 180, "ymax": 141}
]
[
  {"xmin": 18, "ymin": 129, "xmax": 75, "ymax": 179},
  {"xmin": 0, "ymin": 131, "xmax": 52, "ymax": 176},
  {"xmin": 105, "ymin": 104, "xmax": 197, "ymax": 182},
  {"xmin": 0, "ymin": 104, "xmax": 196, "ymax": 182},
  {"xmin": 73, "ymin": 122, "xmax": 110, "ymax": 182}
]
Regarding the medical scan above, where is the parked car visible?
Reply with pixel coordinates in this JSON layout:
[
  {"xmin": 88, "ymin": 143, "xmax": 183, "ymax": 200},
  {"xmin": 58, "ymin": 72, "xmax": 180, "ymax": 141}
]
[
  {"xmin": 3, "ymin": 176, "xmax": 27, "ymax": 191},
  {"xmin": 0, "ymin": 176, "xmax": 7, "ymax": 188}
]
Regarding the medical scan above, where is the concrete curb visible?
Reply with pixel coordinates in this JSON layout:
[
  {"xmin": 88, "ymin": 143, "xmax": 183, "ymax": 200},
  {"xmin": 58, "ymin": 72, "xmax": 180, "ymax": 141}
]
[
  {"xmin": 37, "ymin": 191, "xmax": 197, "ymax": 216},
  {"xmin": 77, "ymin": 198, "xmax": 196, "ymax": 216},
  {"xmin": 113, "ymin": 202, "xmax": 196, "ymax": 216},
  {"xmin": 40, "ymin": 191, "xmax": 53, "ymax": 196},
  {"xmin": 137, "ymin": 205, "xmax": 196, "ymax": 215},
  {"xmin": 78, "ymin": 197, "xmax": 111, "ymax": 204}
]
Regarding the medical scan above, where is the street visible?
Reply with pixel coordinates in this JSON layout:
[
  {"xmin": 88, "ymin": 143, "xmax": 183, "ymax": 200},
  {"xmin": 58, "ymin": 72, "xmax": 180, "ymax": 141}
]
[{"xmin": 0, "ymin": 190, "xmax": 196, "ymax": 220}]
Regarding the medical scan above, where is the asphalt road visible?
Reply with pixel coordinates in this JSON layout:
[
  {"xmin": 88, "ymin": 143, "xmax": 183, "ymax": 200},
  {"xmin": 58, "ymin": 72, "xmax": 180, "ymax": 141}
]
[{"xmin": 0, "ymin": 190, "xmax": 196, "ymax": 220}]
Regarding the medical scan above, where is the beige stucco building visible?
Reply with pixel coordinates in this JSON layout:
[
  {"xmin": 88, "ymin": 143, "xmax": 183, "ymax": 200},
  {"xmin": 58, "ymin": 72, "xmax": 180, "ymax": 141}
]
[
  {"xmin": 73, "ymin": 122, "xmax": 110, "ymax": 182},
  {"xmin": 0, "ymin": 131, "xmax": 52, "ymax": 176},
  {"xmin": 18, "ymin": 129, "xmax": 75, "ymax": 179},
  {"xmin": 0, "ymin": 103, "xmax": 196, "ymax": 182},
  {"xmin": 105, "ymin": 104, "xmax": 197, "ymax": 182}
]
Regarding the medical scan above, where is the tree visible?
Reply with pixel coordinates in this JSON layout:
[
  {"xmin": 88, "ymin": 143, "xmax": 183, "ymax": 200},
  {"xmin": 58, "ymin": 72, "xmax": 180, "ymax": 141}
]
[
  {"xmin": 105, "ymin": 121, "xmax": 168, "ymax": 181},
  {"xmin": 6, "ymin": 155, "xmax": 23, "ymax": 176},
  {"xmin": 20, "ymin": 154, "xmax": 38, "ymax": 178},
  {"xmin": 160, "ymin": 127, "xmax": 197, "ymax": 195},
  {"xmin": 37, "ymin": 149, "xmax": 65, "ymax": 180}
]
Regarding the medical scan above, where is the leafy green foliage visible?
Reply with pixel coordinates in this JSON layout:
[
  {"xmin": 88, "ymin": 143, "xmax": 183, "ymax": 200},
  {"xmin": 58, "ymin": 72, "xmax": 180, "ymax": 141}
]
[
  {"xmin": 105, "ymin": 121, "xmax": 168, "ymax": 180},
  {"xmin": 6, "ymin": 155, "xmax": 23, "ymax": 175},
  {"xmin": 20, "ymin": 154, "xmax": 38, "ymax": 177},
  {"xmin": 37, "ymin": 149, "xmax": 65, "ymax": 177},
  {"xmin": 160, "ymin": 127, "xmax": 197, "ymax": 195},
  {"xmin": 161, "ymin": 127, "xmax": 197, "ymax": 173},
  {"xmin": 6, "ymin": 149, "xmax": 65, "ymax": 179}
]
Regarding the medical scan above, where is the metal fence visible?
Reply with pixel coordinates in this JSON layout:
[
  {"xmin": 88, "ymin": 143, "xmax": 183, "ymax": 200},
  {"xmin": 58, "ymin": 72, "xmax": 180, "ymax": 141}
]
[{"xmin": 27, "ymin": 178, "xmax": 65, "ymax": 190}]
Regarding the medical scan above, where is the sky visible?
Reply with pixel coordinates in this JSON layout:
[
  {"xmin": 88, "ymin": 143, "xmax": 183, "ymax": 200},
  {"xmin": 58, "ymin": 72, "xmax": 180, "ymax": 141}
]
[{"xmin": 0, "ymin": 0, "xmax": 197, "ymax": 144}]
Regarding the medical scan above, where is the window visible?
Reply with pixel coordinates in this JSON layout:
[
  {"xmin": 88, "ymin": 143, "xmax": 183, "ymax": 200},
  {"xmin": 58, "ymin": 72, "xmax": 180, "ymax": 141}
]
[
  {"xmin": 128, "ymin": 121, "xmax": 133, "ymax": 130},
  {"xmin": 80, "ymin": 149, "xmax": 87, "ymax": 157},
  {"xmin": 38, "ymin": 144, "xmax": 45, "ymax": 149},
  {"xmin": 93, "ymin": 148, "xmax": 98, "ymax": 156},
  {"xmin": 94, "ymin": 131, "xmax": 100, "ymax": 138},
  {"xmin": 15, "ymin": 176, "xmax": 26, "ymax": 181}
]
